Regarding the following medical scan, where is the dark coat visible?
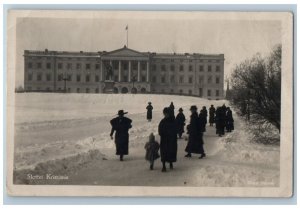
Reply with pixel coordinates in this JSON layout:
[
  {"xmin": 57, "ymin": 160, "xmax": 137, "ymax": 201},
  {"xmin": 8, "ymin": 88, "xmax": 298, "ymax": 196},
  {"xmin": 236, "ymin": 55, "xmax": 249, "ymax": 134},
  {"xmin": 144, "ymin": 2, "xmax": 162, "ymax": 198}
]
[
  {"xmin": 202, "ymin": 109, "xmax": 208, "ymax": 124},
  {"xmin": 198, "ymin": 112, "xmax": 206, "ymax": 132},
  {"xmin": 158, "ymin": 116, "xmax": 177, "ymax": 163},
  {"xmin": 146, "ymin": 104, "xmax": 153, "ymax": 120},
  {"xmin": 209, "ymin": 107, "xmax": 216, "ymax": 124},
  {"xmin": 226, "ymin": 109, "xmax": 234, "ymax": 131},
  {"xmin": 185, "ymin": 112, "xmax": 204, "ymax": 154},
  {"xmin": 144, "ymin": 141, "xmax": 160, "ymax": 162},
  {"xmin": 110, "ymin": 117, "xmax": 132, "ymax": 155},
  {"xmin": 175, "ymin": 112, "xmax": 186, "ymax": 135},
  {"xmin": 169, "ymin": 103, "xmax": 175, "ymax": 119},
  {"xmin": 215, "ymin": 108, "xmax": 225, "ymax": 135}
]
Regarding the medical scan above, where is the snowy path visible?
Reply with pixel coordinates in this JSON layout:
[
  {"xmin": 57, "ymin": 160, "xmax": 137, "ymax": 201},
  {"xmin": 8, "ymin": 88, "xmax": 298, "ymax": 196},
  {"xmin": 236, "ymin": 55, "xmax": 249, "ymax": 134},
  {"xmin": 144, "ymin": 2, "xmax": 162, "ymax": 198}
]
[{"xmin": 13, "ymin": 93, "xmax": 279, "ymax": 187}]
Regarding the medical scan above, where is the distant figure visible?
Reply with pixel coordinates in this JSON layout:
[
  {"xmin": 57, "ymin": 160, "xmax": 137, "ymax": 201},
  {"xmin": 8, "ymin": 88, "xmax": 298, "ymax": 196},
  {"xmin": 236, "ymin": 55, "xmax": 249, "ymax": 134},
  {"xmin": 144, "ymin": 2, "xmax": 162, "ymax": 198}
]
[
  {"xmin": 169, "ymin": 102, "xmax": 175, "ymax": 119},
  {"xmin": 146, "ymin": 102, "xmax": 153, "ymax": 122},
  {"xmin": 185, "ymin": 105, "xmax": 206, "ymax": 159},
  {"xmin": 110, "ymin": 110, "xmax": 132, "ymax": 161},
  {"xmin": 225, "ymin": 107, "xmax": 234, "ymax": 132},
  {"xmin": 202, "ymin": 106, "xmax": 208, "ymax": 126},
  {"xmin": 215, "ymin": 107, "xmax": 225, "ymax": 137},
  {"xmin": 209, "ymin": 105, "xmax": 216, "ymax": 126},
  {"xmin": 144, "ymin": 133, "xmax": 160, "ymax": 170},
  {"xmin": 175, "ymin": 108, "xmax": 186, "ymax": 139},
  {"xmin": 198, "ymin": 110, "xmax": 206, "ymax": 133},
  {"xmin": 158, "ymin": 107, "xmax": 178, "ymax": 172}
]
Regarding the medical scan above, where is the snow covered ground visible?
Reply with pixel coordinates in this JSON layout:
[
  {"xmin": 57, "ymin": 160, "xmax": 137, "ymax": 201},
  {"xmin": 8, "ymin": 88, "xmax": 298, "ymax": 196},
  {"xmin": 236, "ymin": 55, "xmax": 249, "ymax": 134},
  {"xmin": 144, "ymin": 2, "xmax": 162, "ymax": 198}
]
[{"xmin": 12, "ymin": 93, "xmax": 280, "ymax": 187}]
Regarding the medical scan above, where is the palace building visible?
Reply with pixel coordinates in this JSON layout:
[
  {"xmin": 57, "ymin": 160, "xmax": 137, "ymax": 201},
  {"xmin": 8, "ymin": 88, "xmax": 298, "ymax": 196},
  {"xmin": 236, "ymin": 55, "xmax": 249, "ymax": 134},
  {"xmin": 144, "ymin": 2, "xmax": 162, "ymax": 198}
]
[{"xmin": 24, "ymin": 46, "xmax": 225, "ymax": 99}]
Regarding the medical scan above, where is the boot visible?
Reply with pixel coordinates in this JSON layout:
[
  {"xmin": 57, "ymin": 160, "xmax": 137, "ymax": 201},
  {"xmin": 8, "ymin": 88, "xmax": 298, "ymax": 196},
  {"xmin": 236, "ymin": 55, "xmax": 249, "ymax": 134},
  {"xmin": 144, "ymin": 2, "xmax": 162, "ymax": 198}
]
[
  {"xmin": 120, "ymin": 155, "xmax": 123, "ymax": 161},
  {"xmin": 150, "ymin": 164, "xmax": 153, "ymax": 170},
  {"xmin": 170, "ymin": 163, "xmax": 173, "ymax": 170},
  {"xmin": 199, "ymin": 153, "xmax": 206, "ymax": 159},
  {"xmin": 185, "ymin": 153, "xmax": 192, "ymax": 158}
]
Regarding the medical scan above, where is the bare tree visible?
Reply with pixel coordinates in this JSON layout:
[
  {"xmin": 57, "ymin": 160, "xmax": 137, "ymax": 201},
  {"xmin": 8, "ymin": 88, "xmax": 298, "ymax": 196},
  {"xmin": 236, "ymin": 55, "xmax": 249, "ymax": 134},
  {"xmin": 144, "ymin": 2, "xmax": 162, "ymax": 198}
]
[{"xmin": 230, "ymin": 45, "xmax": 281, "ymax": 131}]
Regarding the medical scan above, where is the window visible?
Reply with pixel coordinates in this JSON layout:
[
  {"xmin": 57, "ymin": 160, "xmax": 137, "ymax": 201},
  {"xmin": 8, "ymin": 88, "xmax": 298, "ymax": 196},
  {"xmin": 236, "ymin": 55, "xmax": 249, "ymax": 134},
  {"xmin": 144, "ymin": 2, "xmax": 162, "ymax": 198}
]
[
  {"xmin": 199, "ymin": 75, "xmax": 204, "ymax": 83},
  {"xmin": 76, "ymin": 63, "xmax": 81, "ymax": 69},
  {"xmin": 46, "ymin": 74, "xmax": 51, "ymax": 81},
  {"xmin": 77, "ymin": 88, "xmax": 80, "ymax": 93},
  {"xmin": 67, "ymin": 88, "xmax": 71, "ymax": 93},
  {"xmin": 189, "ymin": 90, "xmax": 192, "ymax": 95},
  {"xmin": 170, "ymin": 65, "xmax": 175, "ymax": 72},
  {"xmin": 37, "ymin": 73, "xmax": 42, "ymax": 81},
  {"xmin": 86, "ymin": 88, "xmax": 90, "ymax": 93},
  {"xmin": 58, "ymin": 63, "xmax": 63, "ymax": 69},
  {"xmin": 179, "ymin": 89, "xmax": 183, "ymax": 94},
  {"xmin": 141, "ymin": 76, "xmax": 146, "ymax": 82},
  {"xmin": 189, "ymin": 65, "xmax": 193, "ymax": 72},
  {"xmin": 161, "ymin": 89, "xmax": 165, "ymax": 93},
  {"xmin": 170, "ymin": 75, "xmax": 175, "ymax": 83},
  {"xmin": 189, "ymin": 76, "xmax": 193, "ymax": 84},
  {"xmin": 86, "ymin": 74, "xmax": 90, "ymax": 82},
  {"xmin": 67, "ymin": 74, "xmax": 72, "ymax": 81},
  {"xmin": 141, "ymin": 62, "xmax": 146, "ymax": 70},
  {"xmin": 179, "ymin": 76, "xmax": 184, "ymax": 83},
  {"xmin": 77, "ymin": 74, "xmax": 81, "ymax": 82},
  {"xmin": 67, "ymin": 63, "xmax": 72, "ymax": 70},
  {"xmin": 208, "ymin": 76, "xmax": 212, "ymax": 84},
  {"xmin": 161, "ymin": 65, "xmax": 166, "ymax": 72},
  {"xmin": 199, "ymin": 65, "xmax": 204, "ymax": 72},
  {"xmin": 216, "ymin": 77, "xmax": 220, "ymax": 84},
  {"xmin": 95, "ymin": 75, "xmax": 100, "ymax": 82},
  {"xmin": 152, "ymin": 76, "xmax": 156, "ymax": 83},
  {"xmin": 27, "ymin": 86, "xmax": 32, "ymax": 91},
  {"xmin": 46, "ymin": 63, "xmax": 51, "ymax": 69},
  {"xmin": 28, "ymin": 73, "xmax": 33, "ymax": 81},
  {"xmin": 58, "ymin": 74, "xmax": 63, "ymax": 81},
  {"xmin": 37, "ymin": 62, "xmax": 42, "ymax": 69},
  {"xmin": 208, "ymin": 65, "xmax": 212, "ymax": 72},
  {"xmin": 216, "ymin": 65, "xmax": 220, "ymax": 72},
  {"xmin": 123, "ymin": 75, "xmax": 128, "ymax": 82},
  {"xmin": 95, "ymin": 88, "xmax": 99, "ymax": 93},
  {"xmin": 95, "ymin": 64, "xmax": 100, "ymax": 70},
  {"xmin": 86, "ymin": 63, "xmax": 90, "ymax": 70},
  {"xmin": 170, "ymin": 89, "xmax": 174, "ymax": 93},
  {"xmin": 151, "ymin": 64, "xmax": 156, "ymax": 71},
  {"xmin": 179, "ymin": 65, "xmax": 184, "ymax": 72},
  {"xmin": 207, "ymin": 89, "xmax": 211, "ymax": 96},
  {"xmin": 28, "ymin": 62, "xmax": 33, "ymax": 68},
  {"xmin": 161, "ymin": 76, "xmax": 166, "ymax": 83},
  {"xmin": 216, "ymin": 90, "xmax": 220, "ymax": 96},
  {"xmin": 114, "ymin": 75, "xmax": 118, "ymax": 82}
]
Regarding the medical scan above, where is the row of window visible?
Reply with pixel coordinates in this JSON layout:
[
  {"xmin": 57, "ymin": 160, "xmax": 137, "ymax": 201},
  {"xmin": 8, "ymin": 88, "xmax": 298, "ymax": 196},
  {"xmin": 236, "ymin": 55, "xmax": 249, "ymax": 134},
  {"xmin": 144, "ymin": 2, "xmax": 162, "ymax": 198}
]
[
  {"xmin": 26, "ymin": 86, "xmax": 100, "ymax": 93},
  {"xmin": 27, "ymin": 62, "xmax": 101, "ymax": 70},
  {"xmin": 27, "ymin": 73, "xmax": 101, "ymax": 82},
  {"xmin": 151, "ymin": 64, "xmax": 221, "ymax": 73},
  {"xmin": 151, "ymin": 89, "xmax": 220, "ymax": 96},
  {"xmin": 152, "ymin": 75, "xmax": 221, "ymax": 84},
  {"xmin": 153, "ymin": 59, "xmax": 221, "ymax": 63}
]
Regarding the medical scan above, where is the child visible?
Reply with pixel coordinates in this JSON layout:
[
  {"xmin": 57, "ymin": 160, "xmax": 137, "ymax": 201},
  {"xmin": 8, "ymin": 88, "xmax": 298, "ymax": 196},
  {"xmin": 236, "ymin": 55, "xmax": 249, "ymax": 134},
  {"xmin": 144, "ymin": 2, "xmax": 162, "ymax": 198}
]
[{"xmin": 144, "ymin": 133, "xmax": 160, "ymax": 170}]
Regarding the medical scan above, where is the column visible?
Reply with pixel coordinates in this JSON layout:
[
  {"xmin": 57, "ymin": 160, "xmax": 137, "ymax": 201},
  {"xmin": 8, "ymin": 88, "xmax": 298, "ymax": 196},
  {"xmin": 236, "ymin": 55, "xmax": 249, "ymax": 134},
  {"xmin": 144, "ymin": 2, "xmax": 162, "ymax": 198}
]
[
  {"xmin": 146, "ymin": 61, "xmax": 149, "ymax": 82},
  {"xmin": 128, "ymin": 61, "xmax": 131, "ymax": 82},
  {"xmin": 137, "ymin": 61, "xmax": 141, "ymax": 82},
  {"xmin": 100, "ymin": 60, "xmax": 104, "ymax": 81},
  {"xmin": 118, "ymin": 60, "xmax": 121, "ymax": 82}
]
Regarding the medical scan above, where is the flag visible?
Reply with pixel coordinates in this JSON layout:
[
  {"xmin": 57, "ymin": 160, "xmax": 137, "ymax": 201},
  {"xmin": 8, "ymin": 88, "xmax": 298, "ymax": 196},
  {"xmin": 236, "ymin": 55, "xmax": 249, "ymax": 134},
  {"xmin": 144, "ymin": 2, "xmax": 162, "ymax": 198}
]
[{"xmin": 125, "ymin": 25, "xmax": 128, "ymax": 30}]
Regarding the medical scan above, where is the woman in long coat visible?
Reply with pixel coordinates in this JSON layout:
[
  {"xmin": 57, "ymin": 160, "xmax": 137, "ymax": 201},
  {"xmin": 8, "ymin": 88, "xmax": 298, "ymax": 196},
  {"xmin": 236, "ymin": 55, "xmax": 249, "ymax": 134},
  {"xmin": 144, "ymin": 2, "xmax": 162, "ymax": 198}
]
[
  {"xmin": 175, "ymin": 108, "xmax": 186, "ymax": 139},
  {"xmin": 146, "ymin": 102, "xmax": 153, "ymax": 122},
  {"xmin": 185, "ymin": 106, "xmax": 206, "ymax": 158},
  {"xmin": 215, "ymin": 107, "xmax": 225, "ymax": 136},
  {"xmin": 158, "ymin": 107, "xmax": 178, "ymax": 172},
  {"xmin": 110, "ymin": 110, "xmax": 132, "ymax": 161},
  {"xmin": 225, "ymin": 107, "xmax": 234, "ymax": 132}
]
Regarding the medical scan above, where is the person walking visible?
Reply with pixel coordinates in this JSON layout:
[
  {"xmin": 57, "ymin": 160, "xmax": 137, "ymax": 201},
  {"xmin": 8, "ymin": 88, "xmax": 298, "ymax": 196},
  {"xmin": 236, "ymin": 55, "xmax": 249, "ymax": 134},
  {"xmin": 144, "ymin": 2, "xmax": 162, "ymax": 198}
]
[
  {"xmin": 209, "ymin": 105, "xmax": 216, "ymax": 126},
  {"xmin": 185, "ymin": 105, "xmax": 206, "ymax": 159},
  {"xmin": 175, "ymin": 108, "xmax": 186, "ymax": 139},
  {"xmin": 215, "ymin": 107, "xmax": 225, "ymax": 137},
  {"xmin": 169, "ymin": 102, "xmax": 175, "ymax": 120},
  {"xmin": 225, "ymin": 107, "xmax": 234, "ymax": 132},
  {"xmin": 144, "ymin": 133, "xmax": 160, "ymax": 170},
  {"xmin": 146, "ymin": 102, "xmax": 153, "ymax": 122},
  {"xmin": 110, "ymin": 110, "xmax": 132, "ymax": 161},
  {"xmin": 158, "ymin": 107, "xmax": 178, "ymax": 172}
]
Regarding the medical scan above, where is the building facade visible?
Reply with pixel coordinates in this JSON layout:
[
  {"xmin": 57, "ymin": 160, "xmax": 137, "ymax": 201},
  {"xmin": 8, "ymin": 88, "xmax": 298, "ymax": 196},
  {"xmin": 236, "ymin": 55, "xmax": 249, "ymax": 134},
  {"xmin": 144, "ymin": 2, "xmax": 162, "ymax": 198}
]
[{"xmin": 24, "ymin": 46, "xmax": 225, "ymax": 99}]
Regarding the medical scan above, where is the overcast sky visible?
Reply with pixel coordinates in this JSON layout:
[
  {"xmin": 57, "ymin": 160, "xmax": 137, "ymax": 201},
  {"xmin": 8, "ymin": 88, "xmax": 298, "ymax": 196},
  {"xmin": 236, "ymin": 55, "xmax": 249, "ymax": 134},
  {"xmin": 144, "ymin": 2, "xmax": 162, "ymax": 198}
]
[{"xmin": 15, "ymin": 16, "xmax": 281, "ymax": 87}]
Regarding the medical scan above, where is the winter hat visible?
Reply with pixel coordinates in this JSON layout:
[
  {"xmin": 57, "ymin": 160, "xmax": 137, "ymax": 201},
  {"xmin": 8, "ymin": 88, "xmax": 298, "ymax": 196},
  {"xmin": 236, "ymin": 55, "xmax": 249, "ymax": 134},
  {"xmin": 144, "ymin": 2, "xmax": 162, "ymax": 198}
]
[
  {"xmin": 149, "ymin": 133, "xmax": 155, "ymax": 141},
  {"xmin": 179, "ymin": 108, "xmax": 183, "ymax": 112},
  {"xmin": 190, "ymin": 105, "xmax": 197, "ymax": 111},
  {"xmin": 163, "ymin": 107, "xmax": 170, "ymax": 114}
]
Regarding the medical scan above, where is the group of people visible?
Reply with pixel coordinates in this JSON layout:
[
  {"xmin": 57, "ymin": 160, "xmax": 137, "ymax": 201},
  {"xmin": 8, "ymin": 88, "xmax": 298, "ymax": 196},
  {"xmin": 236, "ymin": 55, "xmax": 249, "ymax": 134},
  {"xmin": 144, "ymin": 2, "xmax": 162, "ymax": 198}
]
[
  {"xmin": 208, "ymin": 104, "xmax": 235, "ymax": 137},
  {"xmin": 109, "ymin": 102, "xmax": 234, "ymax": 172}
]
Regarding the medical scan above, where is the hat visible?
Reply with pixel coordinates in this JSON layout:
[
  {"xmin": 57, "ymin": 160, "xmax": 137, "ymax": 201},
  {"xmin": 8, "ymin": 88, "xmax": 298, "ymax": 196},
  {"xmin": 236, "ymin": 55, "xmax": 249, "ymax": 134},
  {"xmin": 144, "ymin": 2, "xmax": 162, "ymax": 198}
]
[
  {"xmin": 149, "ymin": 133, "xmax": 155, "ymax": 141},
  {"xmin": 179, "ymin": 108, "xmax": 183, "ymax": 112},
  {"xmin": 190, "ymin": 105, "xmax": 197, "ymax": 110},
  {"xmin": 117, "ymin": 110, "xmax": 128, "ymax": 116},
  {"xmin": 148, "ymin": 102, "xmax": 152, "ymax": 104}
]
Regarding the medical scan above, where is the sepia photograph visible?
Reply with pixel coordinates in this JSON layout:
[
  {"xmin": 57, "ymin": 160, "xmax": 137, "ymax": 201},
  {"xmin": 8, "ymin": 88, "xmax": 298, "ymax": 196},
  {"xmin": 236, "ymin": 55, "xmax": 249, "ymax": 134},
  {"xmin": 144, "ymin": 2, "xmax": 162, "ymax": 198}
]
[{"xmin": 6, "ymin": 10, "xmax": 293, "ymax": 197}]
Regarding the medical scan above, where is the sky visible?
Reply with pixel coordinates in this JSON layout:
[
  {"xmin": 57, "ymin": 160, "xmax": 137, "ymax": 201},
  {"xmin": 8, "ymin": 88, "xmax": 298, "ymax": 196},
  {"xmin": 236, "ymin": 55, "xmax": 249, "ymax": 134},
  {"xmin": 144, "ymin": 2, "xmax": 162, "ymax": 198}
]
[{"xmin": 15, "ymin": 15, "xmax": 281, "ymax": 88}]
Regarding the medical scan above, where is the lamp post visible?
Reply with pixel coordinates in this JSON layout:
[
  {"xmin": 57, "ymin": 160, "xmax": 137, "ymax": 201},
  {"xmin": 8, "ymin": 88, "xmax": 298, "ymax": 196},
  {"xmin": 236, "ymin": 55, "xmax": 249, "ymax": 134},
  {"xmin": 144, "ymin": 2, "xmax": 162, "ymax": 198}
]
[{"xmin": 132, "ymin": 75, "xmax": 137, "ymax": 94}]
